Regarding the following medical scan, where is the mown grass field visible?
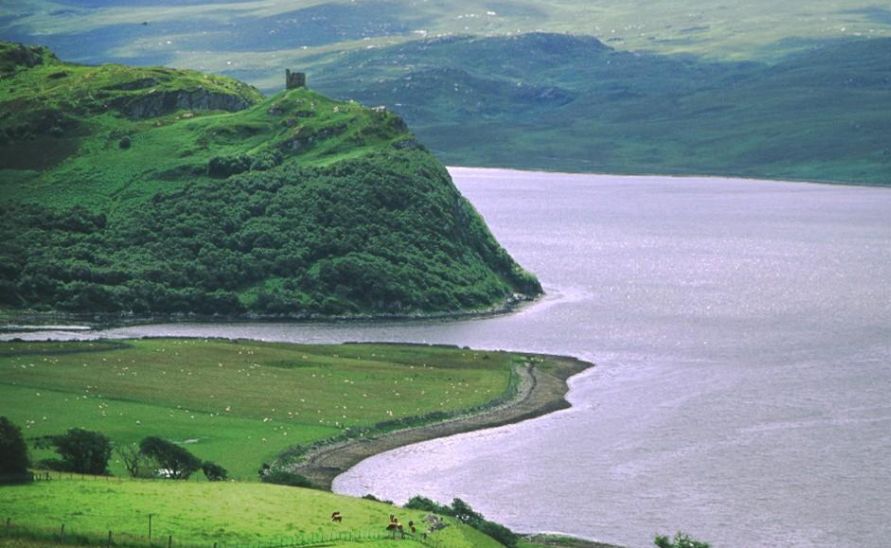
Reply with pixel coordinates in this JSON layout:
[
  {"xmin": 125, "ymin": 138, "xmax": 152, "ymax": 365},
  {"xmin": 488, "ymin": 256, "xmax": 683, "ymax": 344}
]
[
  {"xmin": 0, "ymin": 339, "xmax": 524, "ymax": 479},
  {"xmin": 0, "ymin": 477, "xmax": 501, "ymax": 547}
]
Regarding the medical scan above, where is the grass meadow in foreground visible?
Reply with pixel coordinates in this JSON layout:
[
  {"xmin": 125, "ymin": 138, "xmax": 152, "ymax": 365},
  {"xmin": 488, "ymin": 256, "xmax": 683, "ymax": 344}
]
[
  {"xmin": 0, "ymin": 477, "xmax": 501, "ymax": 547},
  {"xmin": 0, "ymin": 338, "xmax": 521, "ymax": 479}
]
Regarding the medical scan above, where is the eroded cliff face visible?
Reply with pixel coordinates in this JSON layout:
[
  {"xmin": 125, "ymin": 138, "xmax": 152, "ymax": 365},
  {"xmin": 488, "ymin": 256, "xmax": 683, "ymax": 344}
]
[{"xmin": 111, "ymin": 88, "xmax": 255, "ymax": 119}]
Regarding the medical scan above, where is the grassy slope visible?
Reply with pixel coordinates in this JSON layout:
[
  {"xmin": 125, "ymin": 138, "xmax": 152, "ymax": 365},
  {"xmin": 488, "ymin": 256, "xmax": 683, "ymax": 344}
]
[
  {"xmin": 0, "ymin": 42, "xmax": 540, "ymax": 317},
  {"xmin": 310, "ymin": 34, "xmax": 891, "ymax": 185},
  {"xmin": 0, "ymin": 41, "xmax": 411, "ymax": 208},
  {"xmin": 0, "ymin": 478, "xmax": 499, "ymax": 547},
  {"xmin": 0, "ymin": 339, "xmax": 527, "ymax": 479}
]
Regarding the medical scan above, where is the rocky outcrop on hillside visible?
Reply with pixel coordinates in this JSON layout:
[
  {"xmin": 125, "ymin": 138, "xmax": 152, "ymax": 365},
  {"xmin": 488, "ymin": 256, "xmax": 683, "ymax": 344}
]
[{"xmin": 111, "ymin": 88, "xmax": 255, "ymax": 118}]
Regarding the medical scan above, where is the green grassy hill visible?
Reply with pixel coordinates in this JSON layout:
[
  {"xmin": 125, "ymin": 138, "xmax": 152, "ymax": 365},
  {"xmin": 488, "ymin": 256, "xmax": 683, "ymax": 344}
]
[
  {"xmin": 0, "ymin": 339, "xmax": 587, "ymax": 546},
  {"xmin": 310, "ymin": 34, "xmax": 891, "ymax": 185},
  {"xmin": 0, "ymin": 42, "xmax": 540, "ymax": 318},
  {"xmin": 0, "ymin": 478, "xmax": 500, "ymax": 547}
]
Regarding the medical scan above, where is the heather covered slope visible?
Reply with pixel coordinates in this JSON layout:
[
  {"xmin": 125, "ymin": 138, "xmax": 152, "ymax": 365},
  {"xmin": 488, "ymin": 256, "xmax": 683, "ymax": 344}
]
[
  {"xmin": 310, "ymin": 33, "xmax": 891, "ymax": 185},
  {"xmin": 0, "ymin": 42, "xmax": 540, "ymax": 318}
]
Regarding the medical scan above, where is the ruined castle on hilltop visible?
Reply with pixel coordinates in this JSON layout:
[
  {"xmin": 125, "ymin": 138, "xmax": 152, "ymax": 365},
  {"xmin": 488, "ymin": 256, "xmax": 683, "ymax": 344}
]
[{"xmin": 286, "ymin": 69, "xmax": 306, "ymax": 89}]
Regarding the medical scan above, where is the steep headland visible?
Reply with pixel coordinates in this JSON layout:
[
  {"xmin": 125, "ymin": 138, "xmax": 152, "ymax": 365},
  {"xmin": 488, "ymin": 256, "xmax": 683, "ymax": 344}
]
[{"xmin": 0, "ymin": 42, "xmax": 540, "ymax": 319}]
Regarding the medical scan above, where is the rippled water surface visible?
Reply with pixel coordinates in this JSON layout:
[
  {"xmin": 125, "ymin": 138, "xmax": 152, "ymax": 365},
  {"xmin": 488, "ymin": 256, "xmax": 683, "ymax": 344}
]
[{"xmin": 10, "ymin": 169, "xmax": 891, "ymax": 547}]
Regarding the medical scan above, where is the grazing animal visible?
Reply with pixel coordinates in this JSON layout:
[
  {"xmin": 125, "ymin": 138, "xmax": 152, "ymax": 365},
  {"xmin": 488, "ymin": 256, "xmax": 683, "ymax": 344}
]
[
  {"xmin": 386, "ymin": 520, "xmax": 405, "ymax": 539},
  {"xmin": 331, "ymin": 511, "xmax": 342, "ymax": 523}
]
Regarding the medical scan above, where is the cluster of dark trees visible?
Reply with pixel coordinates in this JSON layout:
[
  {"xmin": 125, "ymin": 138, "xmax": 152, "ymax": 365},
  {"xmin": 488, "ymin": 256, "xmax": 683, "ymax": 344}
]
[
  {"xmin": 0, "ymin": 418, "xmax": 226, "ymax": 482},
  {"xmin": 257, "ymin": 462, "xmax": 313, "ymax": 488},
  {"xmin": 405, "ymin": 495, "xmax": 518, "ymax": 547},
  {"xmin": 0, "ymin": 416, "xmax": 31, "ymax": 483},
  {"xmin": 655, "ymin": 532, "xmax": 711, "ymax": 548},
  {"xmin": 0, "ymin": 151, "xmax": 538, "ymax": 317}
]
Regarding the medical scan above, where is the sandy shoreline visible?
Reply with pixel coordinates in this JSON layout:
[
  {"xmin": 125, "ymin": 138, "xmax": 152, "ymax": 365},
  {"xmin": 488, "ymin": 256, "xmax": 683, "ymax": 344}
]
[{"xmin": 287, "ymin": 353, "xmax": 593, "ymax": 490}]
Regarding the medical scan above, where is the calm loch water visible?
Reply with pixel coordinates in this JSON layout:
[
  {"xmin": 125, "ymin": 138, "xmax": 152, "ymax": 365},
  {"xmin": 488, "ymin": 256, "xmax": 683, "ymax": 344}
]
[{"xmin": 8, "ymin": 168, "xmax": 891, "ymax": 547}]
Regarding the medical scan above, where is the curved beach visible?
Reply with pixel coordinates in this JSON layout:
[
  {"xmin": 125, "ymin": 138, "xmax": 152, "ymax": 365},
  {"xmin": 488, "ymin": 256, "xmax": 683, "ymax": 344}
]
[{"xmin": 288, "ymin": 354, "xmax": 592, "ymax": 489}]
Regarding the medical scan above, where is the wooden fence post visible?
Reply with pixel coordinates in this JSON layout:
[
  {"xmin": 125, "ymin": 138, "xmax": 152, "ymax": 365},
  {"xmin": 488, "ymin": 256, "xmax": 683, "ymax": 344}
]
[
  {"xmin": 60, "ymin": 523, "xmax": 65, "ymax": 540},
  {"xmin": 167, "ymin": 534, "xmax": 172, "ymax": 548},
  {"xmin": 106, "ymin": 530, "xmax": 112, "ymax": 547}
]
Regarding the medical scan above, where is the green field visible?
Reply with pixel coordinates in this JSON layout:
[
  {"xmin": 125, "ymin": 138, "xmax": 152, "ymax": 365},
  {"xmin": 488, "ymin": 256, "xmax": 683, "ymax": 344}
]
[
  {"xmin": 0, "ymin": 477, "xmax": 500, "ymax": 547},
  {"xmin": 0, "ymin": 339, "xmax": 526, "ymax": 479}
]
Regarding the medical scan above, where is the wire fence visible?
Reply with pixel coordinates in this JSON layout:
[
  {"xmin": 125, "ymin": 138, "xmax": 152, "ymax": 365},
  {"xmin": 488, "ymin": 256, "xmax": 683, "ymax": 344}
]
[
  {"xmin": 6, "ymin": 474, "xmax": 449, "ymax": 547},
  {"xmin": 2, "ymin": 514, "xmax": 449, "ymax": 548}
]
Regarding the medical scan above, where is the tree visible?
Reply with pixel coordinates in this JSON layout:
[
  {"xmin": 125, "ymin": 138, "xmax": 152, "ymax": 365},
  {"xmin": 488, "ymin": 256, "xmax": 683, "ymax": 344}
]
[
  {"xmin": 201, "ymin": 461, "xmax": 228, "ymax": 481},
  {"xmin": 138, "ymin": 436, "xmax": 201, "ymax": 479},
  {"xmin": 403, "ymin": 495, "xmax": 518, "ymax": 547},
  {"xmin": 36, "ymin": 428, "xmax": 112, "ymax": 475},
  {"xmin": 655, "ymin": 531, "xmax": 711, "ymax": 548},
  {"xmin": 115, "ymin": 443, "xmax": 156, "ymax": 478},
  {"xmin": 259, "ymin": 462, "xmax": 315, "ymax": 488},
  {"xmin": 0, "ymin": 417, "xmax": 30, "ymax": 483},
  {"xmin": 450, "ymin": 498, "xmax": 483, "ymax": 524}
]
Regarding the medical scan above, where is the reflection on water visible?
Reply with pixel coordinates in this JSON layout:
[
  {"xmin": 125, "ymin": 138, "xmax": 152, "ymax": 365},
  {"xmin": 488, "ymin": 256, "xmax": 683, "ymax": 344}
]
[{"xmin": 6, "ymin": 169, "xmax": 891, "ymax": 547}]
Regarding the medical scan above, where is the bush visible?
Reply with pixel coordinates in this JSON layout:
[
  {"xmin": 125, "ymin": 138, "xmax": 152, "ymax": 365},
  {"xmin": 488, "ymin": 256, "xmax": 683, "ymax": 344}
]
[
  {"xmin": 138, "ymin": 436, "xmax": 202, "ymax": 479},
  {"xmin": 475, "ymin": 519, "xmax": 518, "ymax": 547},
  {"xmin": 116, "ymin": 443, "xmax": 156, "ymax": 478},
  {"xmin": 405, "ymin": 495, "xmax": 450, "ymax": 515},
  {"xmin": 34, "ymin": 428, "xmax": 112, "ymax": 475},
  {"xmin": 258, "ymin": 463, "xmax": 314, "ymax": 488},
  {"xmin": 404, "ymin": 496, "xmax": 517, "ymax": 547},
  {"xmin": 202, "ymin": 460, "xmax": 228, "ymax": 481},
  {"xmin": 362, "ymin": 493, "xmax": 394, "ymax": 505},
  {"xmin": 250, "ymin": 150, "xmax": 282, "ymax": 171},
  {"xmin": 208, "ymin": 154, "xmax": 251, "ymax": 178},
  {"xmin": 655, "ymin": 532, "xmax": 711, "ymax": 548},
  {"xmin": 0, "ymin": 417, "xmax": 31, "ymax": 483}
]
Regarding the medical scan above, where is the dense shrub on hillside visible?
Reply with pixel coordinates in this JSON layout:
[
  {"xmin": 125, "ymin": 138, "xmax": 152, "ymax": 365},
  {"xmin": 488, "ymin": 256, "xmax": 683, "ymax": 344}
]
[
  {"xmin": 116, "ymin": 443, "xmax": 157, "ymax": 478},
  {"xmin": 202, "ymin": 461, "xmax": 228, "ymax": 481},
  {"xmin": 139, "ymin": 436, "xmax": 202, "ymax": 479},
  {"xmin": 655, "ymin": 532, "xmax": 711, "ymax": 548},
  {"xmin": 258, "ymin": 463, "xmax": 314, "ymax": 488},
  {"xmin": 404, "ymin": 496, "xmax": 518, "ymax": 547},
  {"xmin": 0, "ymin": 150, "xmax": 539, "ymax": 316},
  {"xmin": 34, "ymin": 428, "xmax": 112, "ymax": 475},
  {"xmin": 0, "ymin": 417, "xmax": 31, "ymax": 483},
  {"xmin": 207, "ymin": 153, "xmax": 251, "ymax": 178}
]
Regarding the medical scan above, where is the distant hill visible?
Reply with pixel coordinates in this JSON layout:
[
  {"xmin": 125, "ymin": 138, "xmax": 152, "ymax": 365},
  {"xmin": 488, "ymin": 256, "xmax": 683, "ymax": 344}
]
[
  {"xmin": 309, "ymin": 33, "xmax": 891, "ymax": 185},
  {"xmin": 0, "ymin": 42, "xmax": 540, "ymax": 318},
  {"xmin": 2, "ymin": 0, "xmax": 889, "ymax": 68},
  {"xmin": 3, "ymin": 2, "xmax": 890, "ymax": 185}
]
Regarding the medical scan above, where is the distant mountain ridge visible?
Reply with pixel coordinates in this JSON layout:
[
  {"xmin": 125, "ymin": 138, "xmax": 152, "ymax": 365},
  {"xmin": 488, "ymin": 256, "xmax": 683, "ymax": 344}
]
[
  {"xmin": 0, "ymin": 42, "xmax": 541, "ymax": 319},
  {"xmin": 3, "ymin": 2, "xmax": 890, "ymax": 185},
  {"xmin": 309, "ymin": 33, "xmax": 891, "ymax": 185}
]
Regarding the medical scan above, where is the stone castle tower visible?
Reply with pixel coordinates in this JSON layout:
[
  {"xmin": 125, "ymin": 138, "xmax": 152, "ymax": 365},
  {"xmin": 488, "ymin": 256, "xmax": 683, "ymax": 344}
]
[{"xmin": 286, "ymin": 69, "xmax": 306, "ymax": 89}]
